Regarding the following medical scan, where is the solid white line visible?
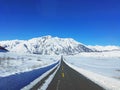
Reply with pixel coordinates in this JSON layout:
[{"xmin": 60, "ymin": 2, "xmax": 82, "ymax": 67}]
[{"xmin": 56, "ymin": 80, "xmax": 60, "ymax": 90}]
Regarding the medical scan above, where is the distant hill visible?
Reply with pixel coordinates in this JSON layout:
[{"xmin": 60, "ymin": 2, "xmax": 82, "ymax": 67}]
[
  {"xmin": 87, "ymin": 45, "xmax": 120, "ymax": 52},
  {"xmin": 0, "ymin": 46, "xmax": 8, "ymax": 52}
]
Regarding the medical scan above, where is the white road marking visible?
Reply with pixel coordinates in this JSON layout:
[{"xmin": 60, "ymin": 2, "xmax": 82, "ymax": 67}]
[{"xmin": 56, "ymin": 80, "xmax": 60, "ymax": 90}]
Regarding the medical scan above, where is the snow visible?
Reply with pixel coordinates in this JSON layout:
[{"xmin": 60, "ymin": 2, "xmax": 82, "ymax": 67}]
[
  {"xmin": 88, "ymin": 45, "xmax": 120, "ymax": 51},
  {"xmin": 1, "ymin": 36, "xmax": 120, "ymax": 89},
  {"xmin": 0, "ymin": 40, "xmax": 24, "ymax": 50},
  {"xmin": 0, "ymin": 52, "xmax": 60, "ymax": 77},
  {"xmin": 64, "ymin": 51, "xmax": 120, "ymax": 90},
  {"xmin": 22, "ymin": 62, "xmax": 60, "ymax": 90},
  {"xmin": 38, "ymin": 63, "xmax": 60, "ymax": 90},
  {"xmin": 0, "ymin": 35, "xmax": 93, "ymax": 55}
]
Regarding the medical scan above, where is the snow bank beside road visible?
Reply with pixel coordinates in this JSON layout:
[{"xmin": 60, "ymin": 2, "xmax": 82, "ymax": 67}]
[
  {"xmin": 64, "ymin": 51, "xmax": 120, "ymax": 90},
  {"xmin": 65, "ymin": 51, "xmax": 120, "ymax": 79},
  {"xmin": 64, "ymin": 60, "xmax": 120, "ymax": 90},
  {"xmin": 0, "ymin": 52, "xmax": 60, "ymax": 77},
  {"xmin": 22, "ymin": 62, "xmax": 60, "ymax": 90}
]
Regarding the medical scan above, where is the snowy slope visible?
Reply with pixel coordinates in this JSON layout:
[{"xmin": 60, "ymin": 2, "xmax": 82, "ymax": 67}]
[
  {"xmin": 0, "ymin": 35, "xmax": 93, "ymax": 55},
  {"xmin": 88, "ymin": 45, "xmax": 120, "ymax": 51}
]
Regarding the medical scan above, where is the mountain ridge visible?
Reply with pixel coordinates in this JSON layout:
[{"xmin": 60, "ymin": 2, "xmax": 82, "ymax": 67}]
[{"xmin": 0, "ymin": 35, "xmax": 93, "ymax": 55}]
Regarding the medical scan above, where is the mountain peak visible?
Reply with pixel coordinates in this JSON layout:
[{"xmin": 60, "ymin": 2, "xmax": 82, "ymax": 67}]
[
  {"xmin": 0, "ymin": 36, "xmax": 93, "ymax": 55},
  {"xmin": 42, "ymin": 35, "xmax": 52, "ymax": 39}
]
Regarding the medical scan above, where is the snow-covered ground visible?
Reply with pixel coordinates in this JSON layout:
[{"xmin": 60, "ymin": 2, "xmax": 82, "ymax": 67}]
[
  {"xmin": 64, "ymin": 51, "xmax": 120, "ymax": 90},
  {"xmin": 88, "ymin": 45, "xmax": 120, "ymax": 51},
  {"xmin": 1, "ymin": 50, "xmax": 120, "ymax": 90},
  {"xmin": 0, "ymin": 52, "xmax": 60, "ymax": 77}
]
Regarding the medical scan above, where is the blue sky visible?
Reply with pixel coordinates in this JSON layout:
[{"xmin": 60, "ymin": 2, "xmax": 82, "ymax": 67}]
[{"xmin": 0, "ymin": 0, "xmax": 120, "ymax": 45}]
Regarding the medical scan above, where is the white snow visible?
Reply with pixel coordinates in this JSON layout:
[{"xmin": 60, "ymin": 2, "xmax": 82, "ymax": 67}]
[
  {"xmin": 88, "ymin": 45, "xmax": 120, "ymax": 51},
  {"xmin": 38, "ymin": 63, "xmax": 60, "ymax": 90},
  {"xmin": 0, "ymin": 52, "xmax": 60, "ymax": 77},
  {"xmin": 22, "ymin": 62, "xmax": 60, "ymax": 90},
  {"xmin": 64, "ymin": 51, "xmax": 120, "ymax": 90},
  {"xmin": 1, "ymin": 36, "xmax": 120, "ymax": 89},
  {"xmin": 0, "ymin": 35, "xmax": 92, "ymax": 55}
]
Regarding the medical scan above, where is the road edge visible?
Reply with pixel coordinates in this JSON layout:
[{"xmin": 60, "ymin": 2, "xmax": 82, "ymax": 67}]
[{"xmin": 21, "ymin": 61, "xmax": 60, "ymax": 90}]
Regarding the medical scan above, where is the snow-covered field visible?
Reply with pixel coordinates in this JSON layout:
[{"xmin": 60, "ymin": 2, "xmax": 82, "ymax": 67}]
[
  {"xmin": 88, "ymin": 45, "xmax": 120, "ymax": 51},
  {"xmin": 64, "ymin": 51, "xmax": 120, "ymax": 90},
  {"xmin": 1, "ymin": 50, "xmax": 120, "ymax": 90},
  {"xmin": 0, "ymin": 52, "xmax": 60, "ymax": 77}
]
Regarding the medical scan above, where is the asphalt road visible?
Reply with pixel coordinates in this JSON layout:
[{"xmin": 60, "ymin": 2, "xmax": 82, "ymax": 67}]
[
  {"xmin": 47, "ymin": 59, "xmax": 105, "ymax": 90},
  {"xmin": 0, "ymin": 61, "xmax": 59, "ymax": 90}
]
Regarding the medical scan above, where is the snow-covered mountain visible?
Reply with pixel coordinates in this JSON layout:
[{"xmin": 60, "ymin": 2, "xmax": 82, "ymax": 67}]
[
  {"xmin": 88, "ymin": 45, "xmax": 120, "ymax": 51},
  {"xmin": 0, "ymin": 35, "xmax": 93, "ymax": 55}
]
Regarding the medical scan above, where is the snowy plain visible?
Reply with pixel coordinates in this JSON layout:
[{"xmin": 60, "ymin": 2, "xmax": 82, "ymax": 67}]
[
  {"xmin": 88, "ymin": 45, "xmax": 120, "ymax": 51},
  {"xmin": 0, "ymin": 52, "xmax": 60, "ymax": 77},
  {"xmin": 0, "ymin": 50, "xmax": 120, "ymax": 90},
  {"xmin": 64, "ymin": 51, "xmax": 120, "ymax": 90}
]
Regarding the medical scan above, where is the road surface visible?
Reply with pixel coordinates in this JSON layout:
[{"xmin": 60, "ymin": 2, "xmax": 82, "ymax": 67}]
[
  {"xmin": 0, "ymin": 61, "xmax": 59, "ymax": 90},
  {"xmin": 47, "ymin": 59, "xmax": 105, "ymax": 90}
]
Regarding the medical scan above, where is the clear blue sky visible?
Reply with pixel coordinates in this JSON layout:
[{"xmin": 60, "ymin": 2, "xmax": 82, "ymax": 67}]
[{"xmin": 0, "ymin": 0, "xmax": 120, "ymax": 45}]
